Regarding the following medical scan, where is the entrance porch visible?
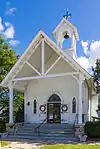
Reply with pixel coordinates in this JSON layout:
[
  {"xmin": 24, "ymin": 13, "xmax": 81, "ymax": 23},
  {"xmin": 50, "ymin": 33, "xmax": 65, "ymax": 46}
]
[
  {"xmin": 4, "ymin": 34, "xmax": 89, "ymax": 125},
  {"xmin": 8, "ymin": 73, "xmax": 88, "ymax": 125}
]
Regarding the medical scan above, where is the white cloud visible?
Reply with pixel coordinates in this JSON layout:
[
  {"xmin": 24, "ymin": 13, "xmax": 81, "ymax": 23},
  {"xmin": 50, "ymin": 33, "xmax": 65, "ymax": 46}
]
[
  {"xmin": 4, "ymin": 24, "xmax": 15, "ymax": 39},
  {"xmin": 77, "ymin": 40, "xmax": 100, "ymax": 72},
  {"xmin": 0, "ymin": 16, "xmax": 20, "ymax": 46},
  {"xmin": 81, "ymin": 40, "xmax": 89, "ymax": 55},
  {"xmin": 77, "ymin": 56, "xmax": 89, "ymax": 71},
  {"xmin": 5, "ymin": 2, "xmax": 16, "ymax": 16},
  {"xmin": 5, "ymin": 22, "xmax": 12, "ymax": 27},
  {"xmin": 6, "ymin": 8, "xmax": 16, "ymax": 15},
  {"xmin": 0, "ymin": 17, "xmax": 4, "ymax": 32},
  {"xmin": 9, "ymin": 40, "xmax": 20, "ymax": 47}
]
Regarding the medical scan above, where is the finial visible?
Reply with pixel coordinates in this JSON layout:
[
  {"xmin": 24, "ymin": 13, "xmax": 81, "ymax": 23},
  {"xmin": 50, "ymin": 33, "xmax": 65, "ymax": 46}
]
[{"xmin": 63, "ymin": 9, "xmax": 72, "ymax": 19}]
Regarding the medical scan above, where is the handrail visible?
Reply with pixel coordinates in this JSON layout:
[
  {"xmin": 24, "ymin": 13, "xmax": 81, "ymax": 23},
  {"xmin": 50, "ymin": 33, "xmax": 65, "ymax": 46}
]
[
  {"xmin": 7, "ymin": 123, "xmax": 16, "ymax": 136},
  {"xmin": 73, "ymin": 114, "xmax": 78, "ymax": 137},
  {"xmin": 35, "ymin": 118, "xmax": 47, "ymax": 136},
  {"xmin": 73, "ymin": 114, "xmax": 78, "ymax": 129},
  {"xmin": 91, "ymin": 116, "xmax": 100, "ymax": 122},
  {"xmin": 7, "ymin": 123, "xmax": 23, "ymax": 136}
]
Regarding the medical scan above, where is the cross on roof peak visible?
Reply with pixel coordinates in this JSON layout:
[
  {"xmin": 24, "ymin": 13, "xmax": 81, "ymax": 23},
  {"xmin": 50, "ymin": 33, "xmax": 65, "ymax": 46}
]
[{"xmin": 63, "ymin": 9, "xmax": 72, "ymax": 20}]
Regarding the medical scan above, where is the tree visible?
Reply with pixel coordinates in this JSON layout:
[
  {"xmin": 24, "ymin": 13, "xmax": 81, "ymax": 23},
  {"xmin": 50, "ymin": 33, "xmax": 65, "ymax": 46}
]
[
  {"xmin": 0, "ymin": 35, "xmax": 24, "ymax": 123},
  {"xmin": 93, "ymin": 59, "xmax": 100, "ymax": 93}
]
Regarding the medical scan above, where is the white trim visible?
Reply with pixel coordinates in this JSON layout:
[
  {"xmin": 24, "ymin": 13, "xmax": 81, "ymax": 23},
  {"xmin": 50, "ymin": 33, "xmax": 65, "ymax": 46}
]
[
  {"xmin": 78, "ymin": 73, "xmax": 83, "ymax": 124},
  {"xmin": 45, "ymin": 56, "xmax": 61, "ymax": 75},
  {"xmin": 72, "ymin": 74, "xmax": 79, "ymax": 83},
  {"xmin": 1, "ymin": 31, "xmax": 42, "ymax": 86},
  {"xmin": 42, "ymin": 31, "xmax": 90, "ymax": 78},
  {"xmin": 13, "ymin": 72, "xmax": 78, "ymax": 81},
  {"xmin": 9, "ymin": 82, "xmax": 14, "ymax": 124},
  {"xmin": 41, "ymin": 39, "xmax": 45, "ymax": 75},
  {"xmin": 1, "ymin": 30, "xmax": 91, "ymax": 87},
  {"xmin": 12, "ymin": 81, "xmax": 18, "ymax": 87},
  {"xmin": 52, "ymin": 18, "xmax": 79, "ymax": 40},
  {"xmin": 44, "ymin": 38, "xmax": 78, "ymax": 72},
  {"xmin": 26, "ymin": 61, "xmax": 41, "ymax": 76}
]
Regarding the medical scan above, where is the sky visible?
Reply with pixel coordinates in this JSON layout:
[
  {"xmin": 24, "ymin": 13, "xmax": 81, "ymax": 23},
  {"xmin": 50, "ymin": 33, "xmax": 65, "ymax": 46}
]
[{"xmin": 0, "ymin": 0, "xmax": 100, "ymax": 72}]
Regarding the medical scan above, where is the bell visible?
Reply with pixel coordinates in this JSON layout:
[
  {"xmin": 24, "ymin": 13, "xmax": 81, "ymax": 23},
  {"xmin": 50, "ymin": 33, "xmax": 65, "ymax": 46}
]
[{"xmin": 63, "ymin": 32, "xmax": 69, "ymax": 39}]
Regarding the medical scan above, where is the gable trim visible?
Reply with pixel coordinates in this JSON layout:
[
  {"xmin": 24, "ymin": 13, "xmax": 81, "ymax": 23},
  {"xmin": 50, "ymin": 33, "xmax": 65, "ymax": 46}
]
[
  {"xmin": 42, "ymin": 31, "xmax": 90, "ymax": 79},
  {"xmin": 13, "ymin": 71, "xmax": 78, "ymax": 81},
  {"xmin": 1, "ymin": 30, "xmax": 91, "ymax": 87},
  {"xmin": 45, "ymin": 55, "xmax": 62, "ymax": 75},
  {"xmin": 26, "ymin": 61, "xmax": 41, "ymax": 76},
  {"xmin": 1, "ymin": 31, "xmax": 43, "ymax": 87}
]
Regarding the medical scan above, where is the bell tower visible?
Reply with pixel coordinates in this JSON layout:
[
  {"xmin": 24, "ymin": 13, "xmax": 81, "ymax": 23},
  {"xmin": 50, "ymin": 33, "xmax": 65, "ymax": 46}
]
[{"xmin": 52, "ymin": 11, "xmax": 79, "ymax": 59}]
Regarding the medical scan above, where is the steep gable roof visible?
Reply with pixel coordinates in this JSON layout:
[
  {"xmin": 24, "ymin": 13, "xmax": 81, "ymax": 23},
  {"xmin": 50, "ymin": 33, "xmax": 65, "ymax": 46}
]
[{"xmin": 1, "ymin": 30, "xmax": 91, "ymax": 87}]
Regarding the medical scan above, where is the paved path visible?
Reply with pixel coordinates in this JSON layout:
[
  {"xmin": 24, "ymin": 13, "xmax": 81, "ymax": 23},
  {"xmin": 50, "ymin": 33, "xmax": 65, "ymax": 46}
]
[
  {"xmin": 1, "ymin": 138, "xmax": 100, "ymax": 149},
  {"xmin": 1, "ymin": 141, "xmax": 42, "ymax": 149}
]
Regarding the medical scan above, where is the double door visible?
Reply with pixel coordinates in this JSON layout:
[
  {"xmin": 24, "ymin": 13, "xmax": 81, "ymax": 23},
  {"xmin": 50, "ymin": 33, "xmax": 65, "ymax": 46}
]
[{"xmin": 47, "ymin": 103, "xmax": 61, "ymax": 123}]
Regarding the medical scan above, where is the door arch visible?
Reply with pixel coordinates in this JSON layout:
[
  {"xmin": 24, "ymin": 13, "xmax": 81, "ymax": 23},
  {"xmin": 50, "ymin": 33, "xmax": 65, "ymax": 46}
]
[{"xmin": 47, "ymin": 94, "xmax": 61, "ymax": 123}]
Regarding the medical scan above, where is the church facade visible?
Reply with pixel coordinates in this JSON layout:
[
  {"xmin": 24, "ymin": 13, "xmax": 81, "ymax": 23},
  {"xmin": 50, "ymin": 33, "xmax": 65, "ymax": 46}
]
[{"xmin": 1, "ymin": 18, "xmax": 98, "ymax": 124}]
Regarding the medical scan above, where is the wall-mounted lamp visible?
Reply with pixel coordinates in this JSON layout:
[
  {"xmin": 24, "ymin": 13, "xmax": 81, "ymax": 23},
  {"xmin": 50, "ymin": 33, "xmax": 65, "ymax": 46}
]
[{"xmin": 27, "ymin": 102, "xmax": 30, "ymax": 106}]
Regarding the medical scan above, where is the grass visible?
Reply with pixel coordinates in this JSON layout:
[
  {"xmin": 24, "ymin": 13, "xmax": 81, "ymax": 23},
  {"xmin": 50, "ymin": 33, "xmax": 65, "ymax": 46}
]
[
  {"xmin": 0, "ymin": 141, "xmax": 10, "ymax": 147},
  {"xmin": 40, "ymin": 144, "xmax": 100, "ymax": 149}
]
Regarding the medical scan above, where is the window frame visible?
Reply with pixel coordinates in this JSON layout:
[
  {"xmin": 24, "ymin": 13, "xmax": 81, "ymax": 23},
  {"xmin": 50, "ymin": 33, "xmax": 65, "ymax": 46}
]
[
  {"xmin": 33, "ymin": 99, "xmax": 37, "ymax": 114},
  {"xmin": 72, "ymin": 97, "xmax": 76, "ymax": 113}
]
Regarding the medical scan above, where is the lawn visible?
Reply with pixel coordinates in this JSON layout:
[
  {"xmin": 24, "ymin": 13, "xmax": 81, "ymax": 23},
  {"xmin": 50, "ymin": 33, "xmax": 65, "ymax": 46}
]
[
  {"xmin": 0, "ymin": 141, "xmax": 10, "ymax": 147},
  {"xmin": 40, "ymin": 144, "xmax": 100, "ymax": 149}
]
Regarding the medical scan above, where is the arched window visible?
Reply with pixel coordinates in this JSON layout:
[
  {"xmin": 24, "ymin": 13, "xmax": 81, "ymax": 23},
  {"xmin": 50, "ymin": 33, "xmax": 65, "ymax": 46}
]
[
  {"xmin": 72, "ymin": 97, "xmax": 76, "ymax": 113},
  {"xmin": 48, "ymin": 94, "xmax": 61, "ymax": 103},
  {"xmin": 33, "ymin": 100, "xmax": 37, "ymax": 114}
]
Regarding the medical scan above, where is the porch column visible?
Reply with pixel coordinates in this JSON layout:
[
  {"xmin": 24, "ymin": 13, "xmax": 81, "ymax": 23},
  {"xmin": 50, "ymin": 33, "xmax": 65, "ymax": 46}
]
[
  {"xmin": 78, "ymin": 74, "xmax": 83, "ymax": 124},
  {"xmin": 9, "ymin": 82, "xmax": 14, "ymax": 124}
]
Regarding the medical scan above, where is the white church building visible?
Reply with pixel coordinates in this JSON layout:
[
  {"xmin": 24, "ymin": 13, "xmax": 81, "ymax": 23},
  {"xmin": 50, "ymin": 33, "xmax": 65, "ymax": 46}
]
[{"xmin": 1, "ymin": 17, "xmax": 98, "ymax": 125}]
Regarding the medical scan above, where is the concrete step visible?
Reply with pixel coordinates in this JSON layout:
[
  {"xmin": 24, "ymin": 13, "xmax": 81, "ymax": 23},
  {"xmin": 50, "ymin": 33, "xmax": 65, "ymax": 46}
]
[
  {"xmin": 7, "ymin": 135, "xmax": 78, "ymax": 141},
  {"xmin": 39, "ymin": 133, "xmax": 74, "ymax": 137},
  {"xmin": 23, "ymin": 124, "xmax": 73, "ymax": 129},
  {"xmin": 14, "ymin": 131, "xmax": 74, "ymax": 138},
  {"xmin": 18, "ymin": 128, "xmax": 73, "ymax": 132},
  {"xmin": 7, "ymin": 123, "xmax": 75, "ymax": 139}
]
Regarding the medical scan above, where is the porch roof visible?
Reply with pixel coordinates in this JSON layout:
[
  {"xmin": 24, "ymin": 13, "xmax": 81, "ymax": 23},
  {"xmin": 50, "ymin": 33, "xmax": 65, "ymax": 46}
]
[{"xmin": 0, "ymin": 30, "xmax": 91, "ymax": 91}]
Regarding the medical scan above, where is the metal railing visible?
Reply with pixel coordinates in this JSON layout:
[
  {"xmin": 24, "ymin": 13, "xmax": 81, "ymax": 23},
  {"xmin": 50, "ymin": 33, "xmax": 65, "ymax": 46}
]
[
  {"xmin": 73, "ymin": 114, "xmax": 78, "ymax": 129},
  {"xmin": 35, "ymin": 118, "xmax": 47, "ymax": 136},
  {"xmin": 91, "ymin": 116, "xmax": 100, "ymax": 122},
  {"xmin": 73, "ymin": 114, "xmax": 78, "ymax": 136}
]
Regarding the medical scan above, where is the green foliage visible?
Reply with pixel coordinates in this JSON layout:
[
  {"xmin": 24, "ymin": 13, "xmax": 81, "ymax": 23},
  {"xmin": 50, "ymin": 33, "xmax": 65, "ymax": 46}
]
[
  {"xmin": 0, "ymin": 35, "xmax": 24, "ymax": 123},
  {"xmin": 97, "ymin": 104, "xmax": 100, "ymax": 111},
  {"xmin": 40, "ymin": 144, "xmax": 100, "ymax": 149},
  {"xmin": 1, "ymin": 141, "xmax": 10, "ymax": 147},
  {"xmin": 85, "ymin": 121, "xmax": 100, "ymax": 137},
  {"xmin": 0, "ymin": 36, "xmax": 17, "ymax": 82},
  {"xmin": 93, "ymin": 59, "xmax": 100, "ymax": 93},
  {"xmin": 0, "ymin": 119, "xmax": 6, "ymax": 133}
]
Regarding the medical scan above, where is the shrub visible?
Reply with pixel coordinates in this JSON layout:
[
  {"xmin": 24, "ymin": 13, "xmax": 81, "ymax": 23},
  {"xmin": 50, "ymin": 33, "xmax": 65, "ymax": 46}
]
[
  {"xmin": 0, "ymin": 119, "xmax": 6, "ymax": 133},
  {"xmin": 85, "ymin": 121, "xmax": 100, "ymax": 138}
]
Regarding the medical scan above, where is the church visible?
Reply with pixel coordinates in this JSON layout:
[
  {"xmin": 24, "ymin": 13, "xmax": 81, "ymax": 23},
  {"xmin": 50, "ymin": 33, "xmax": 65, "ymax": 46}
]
[{"xmin": 1, "ymin": 16, "xmax": 98, "ymax": 125}]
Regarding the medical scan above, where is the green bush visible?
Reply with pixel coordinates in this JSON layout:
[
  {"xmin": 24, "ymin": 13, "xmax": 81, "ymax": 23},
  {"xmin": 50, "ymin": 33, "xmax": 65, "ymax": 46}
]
[
  {"xmin": 85, "ymin": 121, "xmax": 100, "ymax": 137},
  {"xmin": 0, "ymin": 119, "xmax": 6, "ymax": 133}
]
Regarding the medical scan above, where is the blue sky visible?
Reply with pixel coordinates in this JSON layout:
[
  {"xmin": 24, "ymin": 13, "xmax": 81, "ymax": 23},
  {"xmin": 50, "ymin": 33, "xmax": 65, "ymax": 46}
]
[{"xmin": 0, "ymin": 0, "xmax": 100, "ymax": 71}]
